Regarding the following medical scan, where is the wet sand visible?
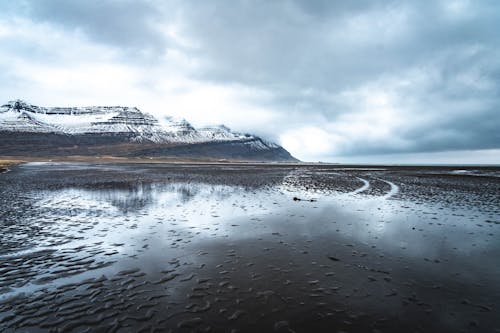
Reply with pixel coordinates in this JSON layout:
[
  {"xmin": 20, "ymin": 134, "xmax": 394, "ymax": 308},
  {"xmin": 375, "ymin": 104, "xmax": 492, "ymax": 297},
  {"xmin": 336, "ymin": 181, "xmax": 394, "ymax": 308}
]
[{"xmin": 0, "ymin": 162, "xmax": 499, "ymax": 332}]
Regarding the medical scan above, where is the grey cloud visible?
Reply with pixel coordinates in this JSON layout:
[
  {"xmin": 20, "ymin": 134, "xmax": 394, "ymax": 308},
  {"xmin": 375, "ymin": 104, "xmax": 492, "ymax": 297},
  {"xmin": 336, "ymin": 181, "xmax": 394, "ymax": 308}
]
[
  {"xmin": 180, "ymin": 0, "xmax": 500, "ymax": 89},
  {"xmin": 5, "ymin": 0, "xmax": 172, "ymax": 59},
  {"xmin": 173, "ymin": 0, "xmax": 500, "ymax": 156},
  {"xmin": 336, "ymin": 48, "xmax": 500, "ymax": 157}
]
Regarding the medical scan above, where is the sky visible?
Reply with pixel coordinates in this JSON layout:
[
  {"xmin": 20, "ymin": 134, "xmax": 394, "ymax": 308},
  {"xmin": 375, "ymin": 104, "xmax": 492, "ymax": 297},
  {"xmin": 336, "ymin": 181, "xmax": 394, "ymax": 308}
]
[{"xmin": 0, "ymin": 0, "xmax": 499, "ymax": 164}]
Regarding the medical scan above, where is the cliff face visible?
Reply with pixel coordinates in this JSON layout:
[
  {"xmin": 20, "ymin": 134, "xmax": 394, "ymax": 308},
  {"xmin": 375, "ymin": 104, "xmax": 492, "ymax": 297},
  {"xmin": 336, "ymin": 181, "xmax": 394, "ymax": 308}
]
[{"xmin": 0, "ymin": 100, "xmax": 298, "ymax": 162}]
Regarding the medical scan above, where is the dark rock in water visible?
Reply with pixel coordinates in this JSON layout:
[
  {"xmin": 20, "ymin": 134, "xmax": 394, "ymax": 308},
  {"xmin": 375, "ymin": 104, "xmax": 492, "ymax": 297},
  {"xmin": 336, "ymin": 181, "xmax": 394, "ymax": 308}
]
[
  {"xmin": 327, "ymin": 256, "xmax": 341, "ymax": 262},
  {"xmin": 293, "ymin": 197, "xmax": 317, "ymax": 202}
]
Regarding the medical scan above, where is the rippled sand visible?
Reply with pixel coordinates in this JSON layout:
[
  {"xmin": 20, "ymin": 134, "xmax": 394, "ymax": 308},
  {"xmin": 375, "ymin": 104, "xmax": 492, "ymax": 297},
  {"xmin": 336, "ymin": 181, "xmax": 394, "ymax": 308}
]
[{"xmin": 0, "ymin": 163, "xmax": 499, "ymax": 332}]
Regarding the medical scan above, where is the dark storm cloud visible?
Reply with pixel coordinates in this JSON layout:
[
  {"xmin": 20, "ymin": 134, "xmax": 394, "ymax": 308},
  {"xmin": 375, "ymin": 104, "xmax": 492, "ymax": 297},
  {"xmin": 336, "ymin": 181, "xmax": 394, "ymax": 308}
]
[
  {"xmin": 4, "ymin": 0, "xmax": 172, "ymax": 58},
  {"xmin": 179, "ymin": 0, "xmax": 500, "ymax": 92}
]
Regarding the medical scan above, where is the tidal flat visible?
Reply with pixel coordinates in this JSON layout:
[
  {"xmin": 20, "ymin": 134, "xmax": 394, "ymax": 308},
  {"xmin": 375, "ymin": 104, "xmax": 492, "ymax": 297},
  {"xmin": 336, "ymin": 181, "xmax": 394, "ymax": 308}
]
[{"xmin": 0, "ymin": 162, "xmax": 499, "ymax": 333}]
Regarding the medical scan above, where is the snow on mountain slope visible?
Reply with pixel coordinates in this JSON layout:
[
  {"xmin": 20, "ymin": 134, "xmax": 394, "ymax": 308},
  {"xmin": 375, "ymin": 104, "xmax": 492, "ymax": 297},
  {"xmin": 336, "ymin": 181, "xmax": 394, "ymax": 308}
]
[
  {"xmin": 0, "ymin": 108, "xmax": 59, "ymax": 133},
  {"xmin": 0, "ymin": 100, "xmax": 280, "ymax": 149},
  {"xmin": 198, "ymin": 125, "xmax": 251, "ymax": 141},
  {"xmin": 158, "ymin": 116, "xmax": 204, "ymax": 143},
  {"xmin": 0, "ymin": 101, "xmax": 165, "ymax": 140}
]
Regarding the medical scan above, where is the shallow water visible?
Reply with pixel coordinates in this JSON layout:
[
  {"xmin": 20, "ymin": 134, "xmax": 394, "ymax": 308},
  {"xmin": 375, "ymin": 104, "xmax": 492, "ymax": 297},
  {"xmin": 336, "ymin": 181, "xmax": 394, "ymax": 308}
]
[{"xmin": 0, "ymin": 162, "xmax": 499, "ymax": 332}]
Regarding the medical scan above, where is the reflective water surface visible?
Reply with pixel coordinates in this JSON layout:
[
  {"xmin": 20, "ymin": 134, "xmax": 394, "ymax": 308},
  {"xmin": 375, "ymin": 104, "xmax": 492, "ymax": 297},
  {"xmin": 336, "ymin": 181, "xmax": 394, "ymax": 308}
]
[{"xmin": 0, "ymin": 162, "xmax": 499, "ymax": 332}]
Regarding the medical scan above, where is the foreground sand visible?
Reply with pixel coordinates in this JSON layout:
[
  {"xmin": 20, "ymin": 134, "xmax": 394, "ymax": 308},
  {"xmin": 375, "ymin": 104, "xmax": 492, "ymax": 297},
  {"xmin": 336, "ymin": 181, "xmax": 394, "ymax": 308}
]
[{"xmin": 0, "ymin": 162, "xmax": 498, "ymax": 332}]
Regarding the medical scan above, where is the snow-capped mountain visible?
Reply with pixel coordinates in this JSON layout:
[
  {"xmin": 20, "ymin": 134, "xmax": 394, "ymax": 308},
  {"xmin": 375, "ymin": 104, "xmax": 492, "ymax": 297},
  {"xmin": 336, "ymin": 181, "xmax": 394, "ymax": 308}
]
[
  {"xmin": 0, "ymin": 100, "xmax": 261, "ymax": 144},
  {"xmin": 0, "ymin": 100, "xmax": 297, "ymax": 161}
]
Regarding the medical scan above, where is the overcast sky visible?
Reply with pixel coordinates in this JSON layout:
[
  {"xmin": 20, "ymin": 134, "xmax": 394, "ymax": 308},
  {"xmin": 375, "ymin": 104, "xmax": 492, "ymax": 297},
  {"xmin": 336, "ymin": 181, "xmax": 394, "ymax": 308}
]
[{"xmin": 0, "ymin": 0, "xmax": 499, "ymax": 163}]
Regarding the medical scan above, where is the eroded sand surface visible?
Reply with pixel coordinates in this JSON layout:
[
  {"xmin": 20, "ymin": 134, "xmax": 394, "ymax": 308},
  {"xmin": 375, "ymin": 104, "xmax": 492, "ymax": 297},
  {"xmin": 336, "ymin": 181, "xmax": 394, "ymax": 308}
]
[{"xmin": 0, "ymin": 163, "xmax": 499, "ymax": 332}]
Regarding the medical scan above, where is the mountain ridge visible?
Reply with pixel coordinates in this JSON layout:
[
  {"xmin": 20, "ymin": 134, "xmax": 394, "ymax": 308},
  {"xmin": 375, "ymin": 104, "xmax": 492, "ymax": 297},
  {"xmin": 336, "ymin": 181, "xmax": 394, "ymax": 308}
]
[{"xmin": 0, "ymin": 100, "xmax": 297, "ymax": 162}]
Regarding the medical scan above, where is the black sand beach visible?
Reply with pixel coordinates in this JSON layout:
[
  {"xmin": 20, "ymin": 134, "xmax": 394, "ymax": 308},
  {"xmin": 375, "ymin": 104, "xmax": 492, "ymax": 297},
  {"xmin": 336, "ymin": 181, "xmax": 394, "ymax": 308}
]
[{"xmin": 0, "ymin": 163, "xmax": 499, "ymax": 332}]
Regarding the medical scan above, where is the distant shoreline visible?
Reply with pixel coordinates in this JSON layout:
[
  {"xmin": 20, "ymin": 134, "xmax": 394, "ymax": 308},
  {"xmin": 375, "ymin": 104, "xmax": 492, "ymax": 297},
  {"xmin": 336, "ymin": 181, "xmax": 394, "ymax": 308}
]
[{"xmin": 1, "ymin": 156, "xmax": 499, "ymax": 171}]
